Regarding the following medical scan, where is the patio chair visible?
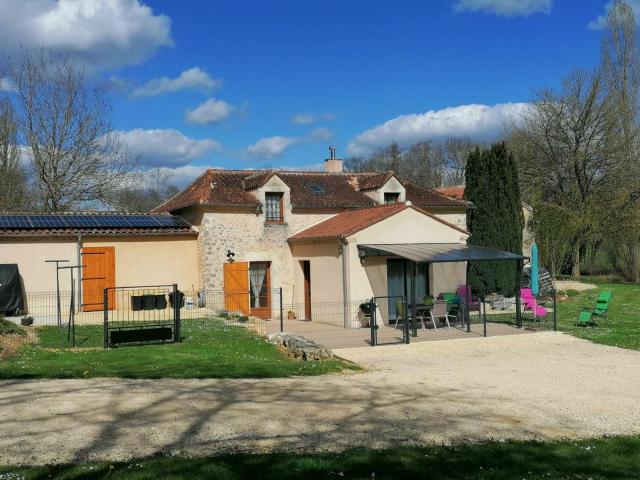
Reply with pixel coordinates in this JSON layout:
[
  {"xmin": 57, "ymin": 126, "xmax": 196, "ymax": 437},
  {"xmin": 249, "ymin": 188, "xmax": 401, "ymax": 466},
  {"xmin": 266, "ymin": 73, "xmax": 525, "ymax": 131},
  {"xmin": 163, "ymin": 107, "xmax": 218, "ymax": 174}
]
[
  {"xmin": 577, "ymin": 291, "xmax": 612, "ymax": 326},
  {"xmin": 429, "ymin": 300, "xmax": 454, "ymax": 331},
  {"xmin": 456, "ymin": 285, "xmax": 481, "ymax": 312},
  {"xmin": 394, "ymin": 297, "xmax": 427, "ymax": 330},
  {"xmin": 520, "ymin": 288, "xmax": 547, "ymax": 317}
]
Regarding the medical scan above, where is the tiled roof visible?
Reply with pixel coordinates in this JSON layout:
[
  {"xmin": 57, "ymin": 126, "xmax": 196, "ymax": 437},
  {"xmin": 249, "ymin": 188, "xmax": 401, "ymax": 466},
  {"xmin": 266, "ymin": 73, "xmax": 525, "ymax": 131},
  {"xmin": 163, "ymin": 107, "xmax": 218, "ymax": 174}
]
[
  {"xmin": 288, "ymin": 203, "xmax": 407, "ymax": 241},
  {"xmin": 435, "ymin": 185, "xmax": 465, "ymax": 200},
  {"xmin": 405, "ymin": 182, "xmax": 470, "ymax": 207},
  {"xmin": 153, "ymin": 169, "xmax": 469, "ymax": 213},
  {"xmin": 357, "ymin": 172, "xmax": 396, "ymax": 191},
  {"xmin": 288, "ymin": 203, "xmax": 468, "ymax": 242}
]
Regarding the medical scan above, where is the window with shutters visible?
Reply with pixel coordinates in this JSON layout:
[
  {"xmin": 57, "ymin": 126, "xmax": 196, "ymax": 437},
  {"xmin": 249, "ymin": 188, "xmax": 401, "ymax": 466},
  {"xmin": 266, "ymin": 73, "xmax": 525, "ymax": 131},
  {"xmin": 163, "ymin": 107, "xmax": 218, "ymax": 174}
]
[{"xmin": 264, "ymin": 192, "xmax": 284, "ymax": 223}]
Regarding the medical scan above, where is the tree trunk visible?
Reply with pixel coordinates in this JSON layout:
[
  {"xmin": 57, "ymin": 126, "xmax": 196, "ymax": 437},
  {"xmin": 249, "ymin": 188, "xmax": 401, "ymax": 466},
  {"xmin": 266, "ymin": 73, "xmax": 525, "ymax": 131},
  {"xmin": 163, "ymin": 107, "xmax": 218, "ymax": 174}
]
[{"xmin": 571, "ymin": 244, "xmax": 581, "ymax": 280}]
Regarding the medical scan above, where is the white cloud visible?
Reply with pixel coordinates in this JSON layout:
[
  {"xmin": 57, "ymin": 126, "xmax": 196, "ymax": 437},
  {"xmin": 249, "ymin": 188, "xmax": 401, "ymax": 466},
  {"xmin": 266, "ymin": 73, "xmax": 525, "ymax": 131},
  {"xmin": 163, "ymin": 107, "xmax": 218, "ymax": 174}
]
[
  {"xmin": 453, "ymin": 0, "xmax": 552, "ymax": 16},
  {"xmin": 0, "ymin": 0, "xmax": 172, "ymax": 71},
  {"xmin": 309, "ymin": 127, "xmax": 333, "ymax": 141},
  {"xmin": 117, "ymin": 128, "xmax": 222, "ymax": 167},
  {"xmin": 0, "ymin": 77, "xmax": 16, "ymax": 92},
  {"xmin": 589, "ymin": 0, "xmax": 640, "ymax": 29},
  {"xmin": 290, "ymin": 112, "xmax": 337, "ymax": 125},
  {"xmin": 347, "ymin": 102, "xmax": 528, "ymax": 156},
  {"xmin": 245, "ymin": 128, "xmax": 334, "ymax": 159},
  {"xmin": 130, "ymin": 67, "xmax": 221, "ymax": 98},
  {"xmin": 246, "ymin": 136, "xmax": 301, "ymax": 158},
  {"xmin": 185, "ymin": 98, "xmax": 235, "ymax": 125}
]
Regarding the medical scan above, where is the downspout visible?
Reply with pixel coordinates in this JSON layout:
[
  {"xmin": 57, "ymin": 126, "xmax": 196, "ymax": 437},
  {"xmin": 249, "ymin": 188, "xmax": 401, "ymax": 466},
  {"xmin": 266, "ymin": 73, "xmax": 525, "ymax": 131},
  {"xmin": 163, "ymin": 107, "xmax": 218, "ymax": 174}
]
[
  {"xmin": 76, "ymin": 234, "xmax": 82, "ymax": 313},
  {"xmin": 340, "ymin": 238, "xmax": 350, "ymax": 328}
]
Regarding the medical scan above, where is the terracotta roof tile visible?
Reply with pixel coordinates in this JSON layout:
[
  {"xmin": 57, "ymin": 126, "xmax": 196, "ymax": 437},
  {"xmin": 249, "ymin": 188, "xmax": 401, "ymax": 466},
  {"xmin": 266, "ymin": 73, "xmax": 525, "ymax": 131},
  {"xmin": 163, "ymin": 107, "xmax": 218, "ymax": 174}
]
[
  {"xmin": 288, "ymin": 203, "xmax": 408, "ymax": 241},
  {"xmin": 357, "ymin": 172, "xmax": 396, "ymax": 191},
  {"xmin": 435, "ymin": 185, "xmax": 465, "ymax": 200},
  {"xmin": 153, "ymin": 169, "xmax": 469, "ymax": 213}
]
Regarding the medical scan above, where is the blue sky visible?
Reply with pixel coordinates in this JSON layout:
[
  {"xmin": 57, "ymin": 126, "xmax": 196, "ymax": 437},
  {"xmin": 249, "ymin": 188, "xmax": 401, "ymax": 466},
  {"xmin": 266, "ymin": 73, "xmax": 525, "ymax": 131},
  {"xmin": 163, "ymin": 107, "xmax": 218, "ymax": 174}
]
[{"xmin": 0, "ymin": 0, "xmax": 625, "ymax": 184}]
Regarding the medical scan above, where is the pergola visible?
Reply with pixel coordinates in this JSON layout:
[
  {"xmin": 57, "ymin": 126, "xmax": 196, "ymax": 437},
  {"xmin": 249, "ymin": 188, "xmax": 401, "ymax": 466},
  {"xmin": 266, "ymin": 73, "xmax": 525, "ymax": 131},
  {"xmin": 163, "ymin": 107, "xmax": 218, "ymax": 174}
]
[{"xmin": 357, "ymin": 243, "xmax": 528, "ymax": 343}]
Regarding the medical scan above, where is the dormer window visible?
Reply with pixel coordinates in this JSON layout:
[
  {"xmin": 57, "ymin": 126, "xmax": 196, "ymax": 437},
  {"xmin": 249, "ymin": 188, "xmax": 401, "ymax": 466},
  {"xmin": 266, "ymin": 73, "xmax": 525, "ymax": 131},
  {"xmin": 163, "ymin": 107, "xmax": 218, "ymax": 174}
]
[
  {"xmin": 265, "ymin": 192, "xmax": 284, "ymax": 223},
  {"xmin": 384, "ymin": 192, "xmax": 400, "ymax": 204}
]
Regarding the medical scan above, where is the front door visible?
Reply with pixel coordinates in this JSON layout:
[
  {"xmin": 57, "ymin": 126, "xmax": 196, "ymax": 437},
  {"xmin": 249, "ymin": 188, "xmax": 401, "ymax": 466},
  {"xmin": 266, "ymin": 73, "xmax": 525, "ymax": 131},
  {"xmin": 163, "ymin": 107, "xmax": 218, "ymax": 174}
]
[
  {"xmin": 302, "ymin": 260, "xmax": 311, "ymax": 320},
  {"xmin": 82, "ymin": 247, "xmax": 115, "ymax": 312},
  {"xmin": 249, "ymin": 262, "xmax": 271, "ymax": 319}
]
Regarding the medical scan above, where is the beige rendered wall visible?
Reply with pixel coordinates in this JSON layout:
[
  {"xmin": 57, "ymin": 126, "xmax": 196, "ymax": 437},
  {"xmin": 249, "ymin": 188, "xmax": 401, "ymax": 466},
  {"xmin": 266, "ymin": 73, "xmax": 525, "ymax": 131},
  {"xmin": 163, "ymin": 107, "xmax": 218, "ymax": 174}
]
[
  {"xmin": 428, "ymin": 208, "xmax": 467, "ymax": 230},
  {"xmin": 346, "ymin": 208, "xmax": 468, "ymax": 325},
  {"xmin": 84, "ymin": 236, "xmax": 198, "ymax": 292},
  {"xmin": 289, "ymin": 241, "xmax": 344, "ymax": 323},
  {"xmin": 0, "ymin": 239, "xmax": 77, "ymax": 292}
]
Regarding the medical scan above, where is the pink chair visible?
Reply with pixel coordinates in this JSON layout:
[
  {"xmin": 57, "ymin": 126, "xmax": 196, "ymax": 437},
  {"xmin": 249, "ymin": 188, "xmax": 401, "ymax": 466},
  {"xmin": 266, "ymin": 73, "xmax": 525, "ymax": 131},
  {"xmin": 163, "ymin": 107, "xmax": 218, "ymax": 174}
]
[
  {"xmin": 456, "ymin": 285, "xmax": 481, "ymax": 312},
  {"xmin": 520, "ymin": 288, "xmax": 547, "ymax": 317}
]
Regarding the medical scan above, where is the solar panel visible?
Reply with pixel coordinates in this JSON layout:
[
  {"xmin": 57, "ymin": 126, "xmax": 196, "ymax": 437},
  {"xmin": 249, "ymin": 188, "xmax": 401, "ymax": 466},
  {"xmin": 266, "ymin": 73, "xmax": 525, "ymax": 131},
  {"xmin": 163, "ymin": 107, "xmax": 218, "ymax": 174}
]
[
  {"xmin": 152, "ymin": 215, "xmax": 190, "ymax": 227},
  {"xmin": 29, "ymin": 215, "xmax": 67, "ymax": 228},
  {"xmin": 0, "ymin": 215, "xmax": 32, "ymax": 229},
  {"xmin": 0, "ymin": 213, "xmax": 190, "ymax": 231}
]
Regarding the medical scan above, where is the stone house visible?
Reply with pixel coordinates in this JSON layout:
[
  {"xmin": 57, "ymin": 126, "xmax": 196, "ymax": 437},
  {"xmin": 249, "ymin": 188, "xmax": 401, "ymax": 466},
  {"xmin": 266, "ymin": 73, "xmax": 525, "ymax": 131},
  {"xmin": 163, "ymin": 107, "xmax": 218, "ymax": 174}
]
[{"xmin": 153, "ymin": 151, "xmax": 470, "ymax": 322}]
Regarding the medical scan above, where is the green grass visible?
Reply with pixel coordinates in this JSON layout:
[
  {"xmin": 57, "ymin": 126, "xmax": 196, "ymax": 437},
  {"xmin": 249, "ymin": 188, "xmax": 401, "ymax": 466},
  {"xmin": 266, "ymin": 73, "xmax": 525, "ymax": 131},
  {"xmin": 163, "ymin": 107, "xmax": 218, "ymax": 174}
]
[
  {"xmin": 0, "ymin": 318, "xmax": 25, "ymax": 336},
  {"xmin": 555, "ymin": 282, "xmax": 640, "ymax": 350},
  {"xmin": 0, "ymin": 319, "xmax": 358, "ymax": 379},
  {"xmin": 1, "ymin": 436, "xmax": 638, "ymax": 479}
]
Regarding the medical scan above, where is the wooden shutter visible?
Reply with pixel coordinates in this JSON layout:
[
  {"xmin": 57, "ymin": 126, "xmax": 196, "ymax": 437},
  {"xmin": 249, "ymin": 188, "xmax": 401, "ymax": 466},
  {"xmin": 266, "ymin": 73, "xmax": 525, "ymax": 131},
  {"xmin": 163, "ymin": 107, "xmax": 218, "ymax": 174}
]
[
  {"xmin": 82, "ymin": 246, "xmax": 116, "ymax": 312},
  {"xmin": 223, "ymin": 262, "xmax": 250, "ymax": 315}
]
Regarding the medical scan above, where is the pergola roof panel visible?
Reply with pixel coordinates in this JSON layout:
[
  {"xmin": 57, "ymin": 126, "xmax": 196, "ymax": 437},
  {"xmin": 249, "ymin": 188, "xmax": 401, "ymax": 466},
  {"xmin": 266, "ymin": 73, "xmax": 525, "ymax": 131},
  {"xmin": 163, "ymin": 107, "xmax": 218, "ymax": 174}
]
[{"xmin": 358, "ymin": 243, "xmax": 527, "ymax": 263}]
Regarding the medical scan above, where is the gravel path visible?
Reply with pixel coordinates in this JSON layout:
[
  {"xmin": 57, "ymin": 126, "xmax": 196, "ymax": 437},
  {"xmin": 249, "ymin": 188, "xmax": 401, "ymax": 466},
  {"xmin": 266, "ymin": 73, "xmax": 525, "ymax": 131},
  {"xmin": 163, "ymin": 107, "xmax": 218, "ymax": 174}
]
[{"xmin": 1, "ymin": 332, "xmax": 639, "ymax": 465}]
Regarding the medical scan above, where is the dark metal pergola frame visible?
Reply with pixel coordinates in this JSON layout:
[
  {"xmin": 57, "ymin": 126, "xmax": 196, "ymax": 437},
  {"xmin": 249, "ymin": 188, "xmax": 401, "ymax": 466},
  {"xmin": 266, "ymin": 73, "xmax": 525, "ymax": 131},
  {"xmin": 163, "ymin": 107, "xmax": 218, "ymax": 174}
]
[{"xmin": 358, "ymin": 243, "xmax": 528, "ymax": 344}]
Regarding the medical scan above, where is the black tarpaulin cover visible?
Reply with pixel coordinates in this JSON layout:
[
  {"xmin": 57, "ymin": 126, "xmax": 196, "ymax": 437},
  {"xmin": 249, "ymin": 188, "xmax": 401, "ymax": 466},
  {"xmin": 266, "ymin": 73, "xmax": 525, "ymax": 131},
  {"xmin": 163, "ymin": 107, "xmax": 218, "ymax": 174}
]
[{"xmin": 0, "ymin": 264, "xmax": 24, "ymax": 314}]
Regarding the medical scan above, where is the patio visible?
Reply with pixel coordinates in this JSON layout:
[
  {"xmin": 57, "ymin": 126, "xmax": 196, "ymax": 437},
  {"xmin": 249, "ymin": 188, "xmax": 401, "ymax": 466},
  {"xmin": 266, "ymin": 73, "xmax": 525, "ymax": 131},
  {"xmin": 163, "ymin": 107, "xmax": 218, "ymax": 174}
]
[{"xmin": 262, "ymin": 317, "xmax": 531, "ymax": 349}]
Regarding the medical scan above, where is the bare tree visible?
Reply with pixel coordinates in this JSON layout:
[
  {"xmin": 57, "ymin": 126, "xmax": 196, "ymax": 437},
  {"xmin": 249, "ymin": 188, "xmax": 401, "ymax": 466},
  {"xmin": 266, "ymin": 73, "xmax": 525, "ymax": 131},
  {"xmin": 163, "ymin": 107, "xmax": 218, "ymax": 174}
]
[
  {"xmin": 112, "ymin": 169, "xmax": 180, "ymax": 213},
  {"xmin": 0, "ymin": 97, "xmax": 30, "ymax": 211},
  {"xmin": 443, "ymin": 137, "xmax": 478, "ymax": 186},
  {"xmin": 6, "ymin": 50, "xmax": 135, "ymax": 211},
  {"xmin": 514, "ymin": 69, "xmax": 624, "ymax": 278}
]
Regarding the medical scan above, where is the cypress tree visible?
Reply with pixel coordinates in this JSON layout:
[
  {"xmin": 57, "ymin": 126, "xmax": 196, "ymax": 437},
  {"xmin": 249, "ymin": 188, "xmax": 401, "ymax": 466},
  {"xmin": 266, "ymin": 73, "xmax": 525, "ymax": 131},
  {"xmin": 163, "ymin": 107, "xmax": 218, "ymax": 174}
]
[{"xmin": 464, "ymin": 142, "xmax": 523, "ymax": 297}]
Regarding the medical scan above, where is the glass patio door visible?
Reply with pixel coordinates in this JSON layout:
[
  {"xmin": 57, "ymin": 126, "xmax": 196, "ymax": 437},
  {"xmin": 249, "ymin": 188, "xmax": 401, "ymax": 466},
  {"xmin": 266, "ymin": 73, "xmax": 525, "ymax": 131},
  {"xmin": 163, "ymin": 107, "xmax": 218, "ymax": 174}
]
[
  {"xmin": 387, "ymin": 259, "xmax": 429, "ymax": 323},
  {"xmin": 249, "ymin": 262, "xmax": 271, "ymax": 319}
]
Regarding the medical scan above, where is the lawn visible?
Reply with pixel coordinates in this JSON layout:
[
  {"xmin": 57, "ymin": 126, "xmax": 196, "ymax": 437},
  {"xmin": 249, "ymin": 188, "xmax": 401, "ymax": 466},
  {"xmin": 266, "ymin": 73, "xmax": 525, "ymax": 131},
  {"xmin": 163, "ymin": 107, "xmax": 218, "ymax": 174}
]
[
  {"xmin": 0, "ymin": 318, "xmax": 359, "ymax": 379},
  {"xmin": 555, "ymin": 282, "xmax": 640, "ymax": 350},
  {"xmin": 1, "ymin": 436, "xmax": 638, "ymax": 480}
]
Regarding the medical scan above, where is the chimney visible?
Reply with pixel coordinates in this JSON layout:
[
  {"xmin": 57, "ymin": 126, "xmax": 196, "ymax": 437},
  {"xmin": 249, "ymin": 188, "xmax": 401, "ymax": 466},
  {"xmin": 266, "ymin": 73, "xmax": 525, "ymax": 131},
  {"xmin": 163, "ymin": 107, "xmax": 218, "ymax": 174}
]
[{"xmin": 324, "ymin": 146, "xmax": 343, "ymax": 173}]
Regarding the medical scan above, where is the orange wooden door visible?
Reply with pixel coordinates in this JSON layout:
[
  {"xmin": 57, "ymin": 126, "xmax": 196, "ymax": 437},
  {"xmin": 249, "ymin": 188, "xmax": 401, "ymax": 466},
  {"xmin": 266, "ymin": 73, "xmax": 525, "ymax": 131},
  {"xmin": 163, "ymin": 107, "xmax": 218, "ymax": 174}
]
[
  {"xmin": 224, "ymin": 262, "xmax": 250, "ymax": 315},
  {"xmin": 82, "ymin": 247, "xmax": 115, "ymax": 312}
]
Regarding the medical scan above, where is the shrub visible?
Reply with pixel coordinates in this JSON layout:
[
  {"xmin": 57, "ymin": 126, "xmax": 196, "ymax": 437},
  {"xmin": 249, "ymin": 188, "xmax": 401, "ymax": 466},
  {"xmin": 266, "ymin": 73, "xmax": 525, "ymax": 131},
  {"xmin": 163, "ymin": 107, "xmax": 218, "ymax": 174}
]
[
  {"xmin": 0, "ymin": 318, "xmax": 26, "ymax": 336},
  {"xmin": 20, "ymin": 316, "xmax": 34, "ymax": 326},
  {"xmin": 237, "ymin": 316, "xmax": 249, "ymax": 323}
]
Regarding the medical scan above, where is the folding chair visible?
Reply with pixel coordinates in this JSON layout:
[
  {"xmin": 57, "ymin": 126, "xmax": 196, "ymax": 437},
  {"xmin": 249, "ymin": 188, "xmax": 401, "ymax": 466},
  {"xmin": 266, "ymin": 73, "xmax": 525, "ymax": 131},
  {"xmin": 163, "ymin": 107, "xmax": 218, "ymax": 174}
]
[
  {"xmin": 394, "ymin": 297, "xmax": 426, "ymax": 330},
  {"xmin": 429, "ymin": 300, "xmax": 454, "ymax": 331}
]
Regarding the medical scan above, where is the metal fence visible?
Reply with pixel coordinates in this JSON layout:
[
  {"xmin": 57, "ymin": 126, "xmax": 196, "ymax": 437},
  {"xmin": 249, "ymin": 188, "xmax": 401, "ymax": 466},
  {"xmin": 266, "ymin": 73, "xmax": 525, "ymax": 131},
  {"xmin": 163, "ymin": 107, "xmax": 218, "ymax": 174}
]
[{"xmin": 1, "ymin": 287, "xmax": 557, "ymax": 350}]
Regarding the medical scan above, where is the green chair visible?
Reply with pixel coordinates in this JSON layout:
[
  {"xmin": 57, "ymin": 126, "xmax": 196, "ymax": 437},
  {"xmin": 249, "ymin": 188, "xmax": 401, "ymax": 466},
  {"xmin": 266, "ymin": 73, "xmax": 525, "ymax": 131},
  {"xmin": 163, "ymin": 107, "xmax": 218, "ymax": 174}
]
[
  {"xmin": 577, "ymin": 310, "xmax": 594, "ymax": 326},
  {"xmin": 394, "ymin": 297, "xmax": 426, "ymax": 330},
  {"xmin": 577, "ymin": 291, "xmax": 612, "ymax": 326}
]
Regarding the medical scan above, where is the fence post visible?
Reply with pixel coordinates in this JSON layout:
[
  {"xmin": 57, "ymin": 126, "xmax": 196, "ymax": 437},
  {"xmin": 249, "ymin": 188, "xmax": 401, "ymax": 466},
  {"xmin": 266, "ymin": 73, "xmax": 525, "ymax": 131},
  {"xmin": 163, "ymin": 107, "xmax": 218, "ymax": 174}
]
[
  {"xmin": 103, "ymin": 288, "xmax": 109, "ymax": 349},
  {"xmin": 279, "ymin": 287, "xmax": 284, "ymax": 333},
  {"xmin": 553, "ymin": 288, "xmax": 557, "ymax": 331},
  {"xmin": 515, "ymin": 259, "xmax": 523, "ymax": 328},
  {"xmin": 369, "ymin": 297, "xmax": 377, "ymax": 347},
  {"xmin": 403, "ymin": 296, "xmax": 410, "ymax": 344},
  {"xmin": 483, "ymin": 296, "xmax": 487, "ymax": 337},
  {"xmin": 173, "ymin": 284, "xmax": 181, "ymax": 343}
]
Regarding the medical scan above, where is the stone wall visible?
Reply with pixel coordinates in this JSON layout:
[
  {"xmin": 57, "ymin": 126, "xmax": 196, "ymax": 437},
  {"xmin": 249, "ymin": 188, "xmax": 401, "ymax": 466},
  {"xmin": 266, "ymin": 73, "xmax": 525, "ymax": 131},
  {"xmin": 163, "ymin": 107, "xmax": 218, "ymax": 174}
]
[{"xmin": 198, "ymin": 208, "xmax": 334, "ymax": 306}]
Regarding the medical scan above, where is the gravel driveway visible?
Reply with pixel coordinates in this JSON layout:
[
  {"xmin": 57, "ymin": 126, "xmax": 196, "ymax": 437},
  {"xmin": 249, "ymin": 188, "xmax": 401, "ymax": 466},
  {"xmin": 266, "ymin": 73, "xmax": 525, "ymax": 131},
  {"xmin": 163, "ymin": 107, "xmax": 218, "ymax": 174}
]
[{"xmin": 1, "ymin": 332, "xmax": 639, "ymax": 465}]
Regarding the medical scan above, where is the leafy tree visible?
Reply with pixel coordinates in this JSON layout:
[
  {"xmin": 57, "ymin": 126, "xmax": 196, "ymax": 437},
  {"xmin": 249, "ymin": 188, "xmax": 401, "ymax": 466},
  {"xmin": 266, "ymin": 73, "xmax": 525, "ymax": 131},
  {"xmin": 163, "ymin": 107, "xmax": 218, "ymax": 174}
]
[{"xmin": 465, "ymin": 143, "xmax": 523, "ymax": 297}]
